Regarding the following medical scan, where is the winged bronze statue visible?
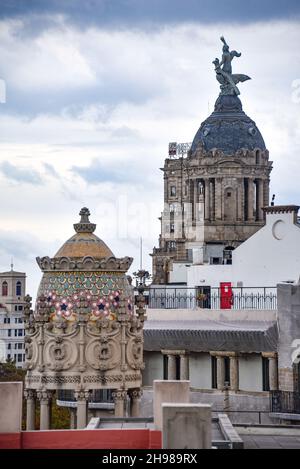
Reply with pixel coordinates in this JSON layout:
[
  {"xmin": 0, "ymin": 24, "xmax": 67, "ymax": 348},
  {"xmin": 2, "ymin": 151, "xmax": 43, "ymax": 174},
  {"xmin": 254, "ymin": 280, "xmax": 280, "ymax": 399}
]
[{"xmin": 213, "ymin": 36, "xmax": 251, "ymax": 96}]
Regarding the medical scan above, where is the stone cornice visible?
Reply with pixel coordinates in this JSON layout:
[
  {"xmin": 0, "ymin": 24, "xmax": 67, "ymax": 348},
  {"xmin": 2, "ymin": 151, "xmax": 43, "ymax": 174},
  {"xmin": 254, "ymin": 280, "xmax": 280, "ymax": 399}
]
[
  {"xmin": 263, "ymin": 205, "xmax": 299, "ymax": 215},
  {"xmin": 36, "ymin": 255, "xmax": 133, "ymax": 273}
]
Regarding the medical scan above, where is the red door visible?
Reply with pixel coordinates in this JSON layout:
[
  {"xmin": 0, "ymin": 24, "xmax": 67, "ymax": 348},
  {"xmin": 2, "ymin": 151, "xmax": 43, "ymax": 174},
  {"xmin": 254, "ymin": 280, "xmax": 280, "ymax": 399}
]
[{"xmin": 220, "ymin": 282, "xmax": 232, "ymax": 309}]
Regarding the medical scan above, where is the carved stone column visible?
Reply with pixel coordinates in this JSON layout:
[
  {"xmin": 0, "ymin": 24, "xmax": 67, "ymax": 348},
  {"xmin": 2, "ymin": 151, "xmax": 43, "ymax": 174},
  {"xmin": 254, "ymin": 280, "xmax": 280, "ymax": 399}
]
[
  {"xmin": 229, "ymin": 355, "xmax": 239, "ymax": 391},
  {"xmin": 263, "ymin": 179, "xmax": 270, "ymax": 207},
  {"xmin": 247, "ymin": 178, "xmax": 254, "ymax": 221},
  {"xmin": 128, "ymin": 388, "xmax": 143, "ymax": 417},
  {"xmin": 180, "ymin": 353, "xmax": 189, "ymax": 380},
  {"xmin": 216, "ymin": 356, "xmax": 225, "ymax": 390},
  {"xmin": 204, "ymin": 179, "xmax": 210, "ymax": 221},
  {"xmin": 74, "ymin": 390, "xmax": 90, "ymax": 429},
  {"xmin": 210, "ymin": 179, "xmax": 215, "ymax": 221},
  {"xmin": 258, "ymin": 179, "xmax": 264, "ymax": 220},
  {"xmin": 263, "ymin": 352, "xmax": 278, "ymax": 391},
  {"xmin": 37, "ymin": 390, "xmax": 53, "ymax": 430},
  {"xmin": 269, "ymin": 357, "xmax": 278, "ymax": 391},
  {"xmin": 237, "ymin": 180, "xmax": 243, "ymax": 221},
  {"xmin": 167, "ymin": 354, "xmax": 177, "ymax": 380},
  {"xmin": 112, "ymin": 389, "xmax": 127, "ymax": 417},
  {"xmin": 193, "ymin": 179, "xmax": 198, "ymax": 220},
  {"xmin": 70, "ymin": 408, "xmax": 77, "ymax": 429},
  {"xmin": 215, "ymin": 178, "xmax": 222, "ymax": 220},
  {"xmin": 24, "ymin": 389, "xmax": 36, "ymax": 430}
]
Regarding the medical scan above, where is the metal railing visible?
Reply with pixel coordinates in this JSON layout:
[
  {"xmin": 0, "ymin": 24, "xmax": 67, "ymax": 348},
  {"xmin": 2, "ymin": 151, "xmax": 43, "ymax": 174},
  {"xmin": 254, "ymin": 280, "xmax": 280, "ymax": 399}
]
[
  {"xmin": 147, "ymin": 287, "xmax": 277, "ymax": 310},
  {"xmin": 270, "ymin": 391, "xmax": 300, "ymax": 414}
]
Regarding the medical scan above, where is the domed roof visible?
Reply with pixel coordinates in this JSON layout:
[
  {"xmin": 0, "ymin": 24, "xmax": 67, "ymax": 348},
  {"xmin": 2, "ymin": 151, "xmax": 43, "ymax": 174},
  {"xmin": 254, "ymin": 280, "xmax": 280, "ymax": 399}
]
[
  {"xmin": 54, "ymin": 207, "xmax": 114, "ymax": 259},
  {"xmin": 191, "ymin": 95, "xmax": 266, "ymax": 155}
]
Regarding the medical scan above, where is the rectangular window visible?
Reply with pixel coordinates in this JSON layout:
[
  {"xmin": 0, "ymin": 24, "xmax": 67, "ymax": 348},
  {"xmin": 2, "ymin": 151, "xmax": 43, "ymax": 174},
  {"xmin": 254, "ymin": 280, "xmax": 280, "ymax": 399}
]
[
  {"xmin": 170, "ymin": 186, "xmax": 176, "ymax": 196},
  {"xmin": 7, "ymin": 354, "xmax": 11, "ymax": 360},
  {"xmin": 15, "ymin": 318, "xmax": 18, "ymax": 323},
  {"xmin": 17, "ymin": 329, "xmax": 23, "ymax": 337},
  {"xmin": 262, "ymin": 357, "xmax": 270, "ymax": 391},
  {"xmin": 15, "ymin": 306, "xmax": 18, "ymax": 311},
  {"xmin": 7, "ymin": 343, "xmax": 11, "ymax": 350},
  {"xmin": 170, "ymin": 223, "xmax": 175, "ymax": 233},
  {"xmin": 17, "ymin": 354, "xmax": 22, "ymax": 362},
  {"xmin": 211, "ymin": 356, "xmax": 217, "ymax": 389},
  {"xmin": 8, "ymin": 329, "xmax": 11, "ymax": 337},
  {"xmin": 17, "ymin": 343, "xmax": 22, "ymax": 350},
  {"xmin": 18, "ymin": 306, "xmax": 23, "ymax": 311}
]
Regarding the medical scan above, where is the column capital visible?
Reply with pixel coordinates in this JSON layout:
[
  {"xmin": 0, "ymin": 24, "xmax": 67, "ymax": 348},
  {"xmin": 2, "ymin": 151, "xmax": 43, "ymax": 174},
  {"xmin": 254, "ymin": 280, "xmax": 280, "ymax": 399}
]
[
  {"xmin": 210, "ymin": 351, "xmax": 238, "ymax": 358},
  {"xmin": 24, "ymin": 389, "xmax": 36, "ymax": 400},
  {"xmin": 162, "ymin": 349, "xmax": 186, "ymax": 355},
  {"xmin": 128, "ymin": 388, "xmax": 143, "ymax": 400},
  {"xmin": 262, "ymin": 352, "xmax": 277, "ymax": 359},
  {"xmin": 36, "ymin": 390, "xmax": 53, "ymax": 403},
  {"xmin": 112, "ymin": 389, "xmax": 127, "ymax": 402},
  {"xmin": 74, "ymin": 390, "xmax": 90, "ymax": 402}
]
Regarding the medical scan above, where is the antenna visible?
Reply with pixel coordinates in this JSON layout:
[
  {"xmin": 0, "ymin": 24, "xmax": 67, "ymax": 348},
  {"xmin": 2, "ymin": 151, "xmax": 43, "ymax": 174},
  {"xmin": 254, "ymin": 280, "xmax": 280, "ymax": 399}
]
[
  {"xmin": 271, "ymin": 194, "xmax": 275, "ymax": 207},
  {"xmin": 140, "ymin": 237, "xmax": 143, "ymax": 270},
  {"xmin": 10, "ymin": 257, "xmax": 14, "ymax": 271}
]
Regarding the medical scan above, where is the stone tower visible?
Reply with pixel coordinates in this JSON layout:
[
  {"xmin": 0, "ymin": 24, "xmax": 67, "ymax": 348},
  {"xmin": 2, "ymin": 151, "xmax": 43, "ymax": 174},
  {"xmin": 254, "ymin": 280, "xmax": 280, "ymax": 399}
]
[
  {"xmin": 23, "ymin": 208, "xmax": 146, "ymax": 430},
  {"xmin": 152, "ymin": 37, "xmax": 272, "ymax": 284}
]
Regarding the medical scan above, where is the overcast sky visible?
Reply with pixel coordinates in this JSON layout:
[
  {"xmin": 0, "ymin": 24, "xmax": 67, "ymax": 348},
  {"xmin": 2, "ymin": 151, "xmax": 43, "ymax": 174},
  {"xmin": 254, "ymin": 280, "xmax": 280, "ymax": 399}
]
[{"xmin": 0, "ymin": 1, "xmax": 300, "ymax": 299}]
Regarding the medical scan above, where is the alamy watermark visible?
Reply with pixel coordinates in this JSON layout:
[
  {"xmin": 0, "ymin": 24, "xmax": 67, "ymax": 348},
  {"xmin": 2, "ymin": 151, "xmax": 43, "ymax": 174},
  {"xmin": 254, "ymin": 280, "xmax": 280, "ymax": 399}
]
[{"xmin": 291, "ymin": 339, "xmax": 300, "ymax": 364}]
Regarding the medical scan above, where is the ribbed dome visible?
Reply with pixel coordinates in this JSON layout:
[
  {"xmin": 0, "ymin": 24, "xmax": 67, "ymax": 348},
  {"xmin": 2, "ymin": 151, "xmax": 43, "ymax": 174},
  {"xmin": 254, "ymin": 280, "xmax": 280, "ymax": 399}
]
[
  {"xmin": 54, "ymin": 207, "xmax": 114, "ymax": 259},
  {"xmin": 191, "ymin": 95, "xmax": 266, "ymax": 155}
]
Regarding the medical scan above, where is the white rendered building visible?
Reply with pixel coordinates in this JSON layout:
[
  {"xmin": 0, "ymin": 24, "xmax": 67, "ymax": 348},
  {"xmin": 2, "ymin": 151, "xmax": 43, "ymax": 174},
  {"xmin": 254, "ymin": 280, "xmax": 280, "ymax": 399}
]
[
  {"xmin": 187, "ymin": 205, "xmax": 300, "ymax": 291},
  {"xmin": 0, "ymin": 268, "xmax": 26, "ymax": 367}
]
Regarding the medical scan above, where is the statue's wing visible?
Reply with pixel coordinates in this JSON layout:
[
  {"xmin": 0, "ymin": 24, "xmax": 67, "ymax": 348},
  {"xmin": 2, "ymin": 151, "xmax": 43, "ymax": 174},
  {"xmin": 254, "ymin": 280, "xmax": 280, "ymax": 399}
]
[{"xmin": 232, "ymin": 74, "xmax": 251, "ymax": 84}]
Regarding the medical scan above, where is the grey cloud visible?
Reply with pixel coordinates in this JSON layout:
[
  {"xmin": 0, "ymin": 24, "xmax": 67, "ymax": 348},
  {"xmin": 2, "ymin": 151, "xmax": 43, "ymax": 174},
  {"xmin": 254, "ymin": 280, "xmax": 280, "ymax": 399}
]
[
  {"xmin": 1, "ymin": 0, "xmax": 299, "ymax": 27},
  {"xmin": 43, "ymin": 162, "xmax": 60, "ymax": 178},
  {"xmin": 72, "ymin": 158, "xmax": 138, "ymax": 185},
  {"xmin": 0, "ymin": 161, "xmax": 42, "ymax": 184}
]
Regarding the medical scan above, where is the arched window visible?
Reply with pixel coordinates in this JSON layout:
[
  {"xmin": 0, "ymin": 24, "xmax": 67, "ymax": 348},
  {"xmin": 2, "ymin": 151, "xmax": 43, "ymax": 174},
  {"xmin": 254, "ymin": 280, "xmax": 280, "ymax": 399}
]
[
  {"xmin": 2, "ymin": 281, "xmax": 8, "ymax": 296},
  {"xmin": 16, "ymin": 281, "xmax": 22, "ymax": 296}
]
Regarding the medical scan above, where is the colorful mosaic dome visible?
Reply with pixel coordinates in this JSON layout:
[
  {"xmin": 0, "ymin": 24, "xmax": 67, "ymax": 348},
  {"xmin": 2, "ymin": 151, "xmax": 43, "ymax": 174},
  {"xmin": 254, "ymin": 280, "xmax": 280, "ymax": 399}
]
[{"xmin": 35, "ymin": 207, "xmax": 134, "ymax": 323}]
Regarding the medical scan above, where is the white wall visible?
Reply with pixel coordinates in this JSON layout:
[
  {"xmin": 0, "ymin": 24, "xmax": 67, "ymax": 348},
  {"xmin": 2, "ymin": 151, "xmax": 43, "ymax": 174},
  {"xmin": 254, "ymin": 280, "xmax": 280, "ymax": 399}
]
[
  {"xmin": 239, "ymin": 355, "xmax": 263, "ymax": 392},
  {"xmin": 187, "ymin": 211, "xmax": 300, "ymax": 289},
  {"xmin": 189, "ymin": 353, "xmax": 212, "ymax": 389},
  {"xmin": 169, "ymin": 262, "xmax": 191, "ymax": 283},
  {"xmin": 232, "ymin": 212, "xmax": 300, "ymax": 287},
  {"xmin": 142, "ymin": 351, "xmax": 164, "ymax": 386}
]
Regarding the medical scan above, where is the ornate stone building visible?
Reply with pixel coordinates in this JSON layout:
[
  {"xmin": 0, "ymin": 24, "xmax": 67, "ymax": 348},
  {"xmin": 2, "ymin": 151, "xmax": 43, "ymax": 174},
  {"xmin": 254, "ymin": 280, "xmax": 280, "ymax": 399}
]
[
  {"xmin": 152, "ymin": 38, "xmax": 273, "ymax": 284},
  {"xmin": 23, "ymin": 208, "xmax": 146, "ymax": 430}
]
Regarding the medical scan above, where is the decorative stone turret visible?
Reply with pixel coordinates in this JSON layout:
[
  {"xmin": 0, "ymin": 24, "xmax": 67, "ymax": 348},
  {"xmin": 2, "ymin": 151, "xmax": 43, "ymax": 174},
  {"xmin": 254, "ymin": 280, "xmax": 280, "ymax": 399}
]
[{"xmin": 24, "ymin": 208, "xmax": 146, "ymax": 429}]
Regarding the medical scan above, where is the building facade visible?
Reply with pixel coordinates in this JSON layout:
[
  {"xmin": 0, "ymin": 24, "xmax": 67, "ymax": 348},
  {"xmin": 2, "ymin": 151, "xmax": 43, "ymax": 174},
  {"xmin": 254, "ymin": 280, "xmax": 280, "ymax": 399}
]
[
  {"xmin": 151, "ymin": 38, "xmax": 272, "ymax": 285},
  {"xmin": 0, "ymin": 268, "xmax": 26, "ymax": 367}
]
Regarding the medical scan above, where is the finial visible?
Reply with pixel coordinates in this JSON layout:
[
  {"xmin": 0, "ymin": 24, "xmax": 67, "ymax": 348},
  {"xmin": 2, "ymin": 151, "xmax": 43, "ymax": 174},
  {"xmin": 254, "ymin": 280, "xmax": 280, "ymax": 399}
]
[
  {"xmin": 10, "ymin": 258, "xmax": 13, "ymax": 271},
  {"xmin": 213, "ymin": 36, "xmax": 251, "ymax": 96},
  {"xmin": 73, "ymin": 207, "xmax": 96, "ymax": 233}
]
